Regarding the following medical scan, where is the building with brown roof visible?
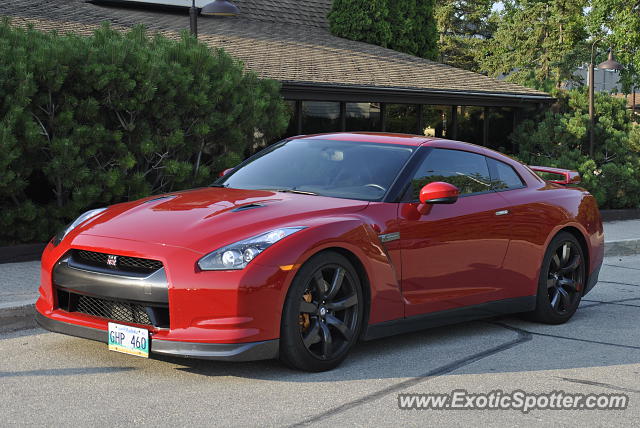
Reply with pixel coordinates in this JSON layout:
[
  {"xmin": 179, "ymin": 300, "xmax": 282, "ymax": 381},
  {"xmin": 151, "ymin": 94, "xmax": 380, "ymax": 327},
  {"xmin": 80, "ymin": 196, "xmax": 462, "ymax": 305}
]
[{"xmin": 0, "ymin": 0, "xmax": 554, "ymax": 150}]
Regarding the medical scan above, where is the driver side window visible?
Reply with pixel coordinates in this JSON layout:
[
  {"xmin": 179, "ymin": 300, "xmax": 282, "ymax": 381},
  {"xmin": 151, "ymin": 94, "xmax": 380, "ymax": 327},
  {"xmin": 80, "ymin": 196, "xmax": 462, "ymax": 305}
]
[{"xmin": 407, "ymin": 148, "xmax": 492, "ymax": 200}]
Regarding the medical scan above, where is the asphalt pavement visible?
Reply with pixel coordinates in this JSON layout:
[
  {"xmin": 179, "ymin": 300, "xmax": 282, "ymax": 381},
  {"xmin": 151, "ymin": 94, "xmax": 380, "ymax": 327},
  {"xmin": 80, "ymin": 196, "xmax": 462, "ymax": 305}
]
[{"xmin": 0, "ymin": 221, "xmax": 639, "ymax": 426}]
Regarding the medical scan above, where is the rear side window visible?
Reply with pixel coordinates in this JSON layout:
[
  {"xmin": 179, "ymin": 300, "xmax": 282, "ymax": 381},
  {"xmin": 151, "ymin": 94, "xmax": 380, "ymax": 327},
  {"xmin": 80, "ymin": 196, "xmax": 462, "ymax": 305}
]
[
  {"xmin": 407, "ymin": 148, "xmax": 492, "ymax": 199},
  {"xmin": 487, "ymin": 157, "xmax": 525, "ymax": 190}
]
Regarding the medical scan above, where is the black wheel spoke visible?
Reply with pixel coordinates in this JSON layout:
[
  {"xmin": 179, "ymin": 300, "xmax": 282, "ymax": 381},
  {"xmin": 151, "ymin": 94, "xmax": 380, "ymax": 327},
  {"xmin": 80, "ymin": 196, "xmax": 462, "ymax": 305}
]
[
  {"xmin": 314, "ymin": 271, "xmax": 328, "ymax": 297},
  {"xmin": 558, "ymin": 278, "xmax": 577, "ymax": 291},
  {"xmin": 561, "ymin": 243, "xmax": 571, "ymax": 265},
  {"xmin": 300, "ymin": 301, "xmax": 318, "ymax": 313},
  {"xmin": 325, "ymin": 314, "xmax": 353, "ymax": 341},
  {"xmin": 326, "ymin": 293, "xmax": 358, "ymax": 311},
  {"xmin": 319, "ymin": 321, "xmax": 333, "ymax": 359},
  {"xmin": 302, "ymin": 319, "xmax": 321, "ymax": 347},
  {"xmin": 326, "ymin": 267, "xmax": 345, "ymax": 300},
  {"xmin": 557, "ymin": 286, "xmax": 570, "ymax": 309},
  {"xmin": 560, "ymin": 254, "xmax": 581, "ymax": 274},
  {"xmin": 547, "ymin": 277, "xmax": 556, "ymax": 289},
  {"xmin": 550, "ymin": 288, "xmax": 560, "ymax": 310}
]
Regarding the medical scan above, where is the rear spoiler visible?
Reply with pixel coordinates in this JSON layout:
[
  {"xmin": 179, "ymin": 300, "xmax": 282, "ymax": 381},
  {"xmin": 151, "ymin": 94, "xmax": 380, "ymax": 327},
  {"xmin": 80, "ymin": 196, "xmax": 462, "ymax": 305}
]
[{"xmin": 529, "ymin": 166, "xmax": 581, "ymax": 185}]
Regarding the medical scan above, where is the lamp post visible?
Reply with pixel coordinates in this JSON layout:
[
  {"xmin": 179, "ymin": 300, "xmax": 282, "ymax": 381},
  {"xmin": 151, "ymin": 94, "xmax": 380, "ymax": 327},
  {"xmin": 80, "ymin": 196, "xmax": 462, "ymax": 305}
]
[
  {"xmin": 189, "ymin": 0, "xmax": 198, "ymax": 37},
  {"xmin": 189, "ymin": 0, "xmax": 240, "ymax": 38},
  {"xmin": 588, "ymin": 42, "xmax": 623, "ymax": 156}
]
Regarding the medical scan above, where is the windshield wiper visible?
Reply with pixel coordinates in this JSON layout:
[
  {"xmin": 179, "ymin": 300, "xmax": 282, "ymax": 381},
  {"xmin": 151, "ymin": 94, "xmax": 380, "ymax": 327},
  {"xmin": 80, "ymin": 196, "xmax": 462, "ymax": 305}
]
[
  {"xmin": 259, "ymin": 187, "xmax": 319, "ymax": 196},
  {"xmin": 210, "ymin": 183, "xmax": 228, "ymax": 188},
  {"xmin": 278, "ymin": 189, "xmax": 318, "ymax": 196}
]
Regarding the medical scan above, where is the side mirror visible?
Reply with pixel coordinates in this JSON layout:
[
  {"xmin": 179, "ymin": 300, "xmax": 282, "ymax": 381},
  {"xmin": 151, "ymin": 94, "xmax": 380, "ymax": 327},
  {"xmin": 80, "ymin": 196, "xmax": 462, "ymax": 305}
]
[
  {"xmin": 419, "ymin": 182, "xmax": 460, "ymax": 205},
  {"xmin": 219, "ymin": 168, "xmax": 234, "ymax": 178}
]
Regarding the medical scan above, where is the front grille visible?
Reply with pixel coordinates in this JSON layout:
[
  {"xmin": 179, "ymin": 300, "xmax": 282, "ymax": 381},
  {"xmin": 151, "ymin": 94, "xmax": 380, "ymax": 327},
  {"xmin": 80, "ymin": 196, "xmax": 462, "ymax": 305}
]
[
  {"xmin": 56, "ymin": 288, "xmax": 169, "ymax": 328},
  {"xmin": 73, "ymin": 250, "xmax": 163, "ymax": 275},
  {"xmin": 77, "ymin": 294, "xmax": 152, "ymax": 325}
]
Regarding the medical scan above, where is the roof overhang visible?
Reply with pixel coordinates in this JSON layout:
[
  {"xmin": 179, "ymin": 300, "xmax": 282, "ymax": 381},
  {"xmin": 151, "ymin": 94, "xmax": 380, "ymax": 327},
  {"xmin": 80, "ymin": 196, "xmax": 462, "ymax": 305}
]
[
  {"xmin": 281, "ymin": 82, "xmax": 555, "ymax": 107},
  {"xmin": 89, "ymin": 0, "xmax": 212, "ymax": 8}
]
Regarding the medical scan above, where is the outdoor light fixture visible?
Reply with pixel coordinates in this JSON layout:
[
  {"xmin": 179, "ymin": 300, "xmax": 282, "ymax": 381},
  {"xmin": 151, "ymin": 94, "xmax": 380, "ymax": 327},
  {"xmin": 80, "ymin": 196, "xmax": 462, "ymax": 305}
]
[
  {"xmin": 598, "ymin": 49, "xmax": 624, "ymax": 71},
  {"xmin": 588, "ymin": 44, "xmax": 623, "ymax": 156},
  {"xmin": 189, "ymin": 0, "xmax": 198, "ymax": 36},
  {"xmin": 201, "ymin": 0, "xmax": 239, "ymax": 16},
  {"xmin": 189, "ymin": 0, "xmax": 239, "ymax": 37}
]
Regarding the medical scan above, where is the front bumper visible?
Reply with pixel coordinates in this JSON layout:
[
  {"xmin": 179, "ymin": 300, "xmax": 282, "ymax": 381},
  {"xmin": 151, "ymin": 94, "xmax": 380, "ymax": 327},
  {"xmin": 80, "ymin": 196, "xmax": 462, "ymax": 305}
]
[
  {"xmin": 38, "ymin": 236, "xmax": 297, "ymax": 346},
  {"xmin": 35, "ymin": 312, "xmax": 279, "ymax": 361}
]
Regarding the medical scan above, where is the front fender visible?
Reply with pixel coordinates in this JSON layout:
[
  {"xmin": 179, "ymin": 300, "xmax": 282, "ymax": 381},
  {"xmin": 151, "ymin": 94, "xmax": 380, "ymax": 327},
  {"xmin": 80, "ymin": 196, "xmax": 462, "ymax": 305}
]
[{"xmin": 254, "ymin": 217, "xmax": 404, "ymax": 324}]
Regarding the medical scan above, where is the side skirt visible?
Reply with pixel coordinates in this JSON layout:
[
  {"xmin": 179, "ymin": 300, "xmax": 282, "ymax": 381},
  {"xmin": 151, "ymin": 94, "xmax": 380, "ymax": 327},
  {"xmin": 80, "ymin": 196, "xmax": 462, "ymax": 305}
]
[{"xmin": 363, "ymin": 295, "xmax": 536, "ymax": 341}]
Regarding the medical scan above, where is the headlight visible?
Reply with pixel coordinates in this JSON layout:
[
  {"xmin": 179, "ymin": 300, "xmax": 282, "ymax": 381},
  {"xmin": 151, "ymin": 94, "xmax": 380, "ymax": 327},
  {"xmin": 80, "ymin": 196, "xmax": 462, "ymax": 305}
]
[
  {"xmin": 197, "ymin": 227, "xmax": 305, "ymax": 271},
  {"xmin": 52, "ymin": 208, "xmax": 107, "ymax": 246}
]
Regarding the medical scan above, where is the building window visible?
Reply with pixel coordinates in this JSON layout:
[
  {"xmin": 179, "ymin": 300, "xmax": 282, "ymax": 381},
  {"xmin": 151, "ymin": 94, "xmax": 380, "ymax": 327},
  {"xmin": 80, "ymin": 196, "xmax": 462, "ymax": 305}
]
[
  {"xmin": 345, "ymin": 102, "xmax": 381, "ymax": 131},
  {"xmin": 487, "ymin": 107, "xmax": 515, "ymax": 152},
  {"xmin": 302, "ymin": 101, "xmax": 340, "ymax": 134},
  {"xmin": 385, "ymin": 104, "xmax": 418, "ymax": 134},
  {"xmin": 456, "ymin": 106, "xmax": 484, "ymax": 145},
  {"xmin": 422, "ymin": 105, "xmax": 453, "ymax": 137}
]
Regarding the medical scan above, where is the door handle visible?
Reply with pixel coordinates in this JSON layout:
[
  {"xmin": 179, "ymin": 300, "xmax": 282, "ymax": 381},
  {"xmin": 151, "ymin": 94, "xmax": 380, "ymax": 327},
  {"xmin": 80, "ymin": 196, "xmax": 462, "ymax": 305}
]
[{"xmin": 495, "ymin": 210, "xmax": 509, "ymax": 216}]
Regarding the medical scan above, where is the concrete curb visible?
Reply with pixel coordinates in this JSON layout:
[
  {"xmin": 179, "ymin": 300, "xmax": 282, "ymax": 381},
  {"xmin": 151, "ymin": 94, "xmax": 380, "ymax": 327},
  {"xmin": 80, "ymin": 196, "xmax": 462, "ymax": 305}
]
[
  {"xmin": 0, "ymin": 303, "xmax": 36, "ymax": 333},
  {"xmin": 604, "ymin": 239, "xmax": 640, "ymax": 257},
  {"xmin": 1, "ymin": 239, "xmax": 640, "ymax": 332},
  {"xmin": 0, "ymin": 243, "xmax": 45, "ymax": 264}
]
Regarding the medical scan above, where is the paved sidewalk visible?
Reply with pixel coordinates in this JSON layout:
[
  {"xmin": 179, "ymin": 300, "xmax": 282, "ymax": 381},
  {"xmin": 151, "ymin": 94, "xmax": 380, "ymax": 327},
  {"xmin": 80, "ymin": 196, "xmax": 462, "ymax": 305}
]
[
  {"xmin": 603, "ymin": 219, "xmax": 640, "ymax": 256},
  {"xmin": 1, "ymin": 219, "xmax": 640, "ymax": 330},
  {"xmin": 0, "ymin": 261, "xmax": 39, "ymax": 310}
]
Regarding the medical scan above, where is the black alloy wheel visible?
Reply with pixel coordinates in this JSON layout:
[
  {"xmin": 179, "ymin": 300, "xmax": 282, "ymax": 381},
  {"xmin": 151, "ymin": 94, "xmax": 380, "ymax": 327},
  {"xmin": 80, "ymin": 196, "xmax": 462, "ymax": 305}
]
[
  {"xmin": 298, "ymin": 264, "xmax": 359, "ymax": 360},
  {"xmin": 529, "ymin": 232, "xmax": 586, "ymax": 324},
  {"xmin": 280, "ymin": 252, "xmax": 363, "ymax": 371},
  {"xmin": 546, "ymin": 240, "xmax": 584, "ymax": 314}
]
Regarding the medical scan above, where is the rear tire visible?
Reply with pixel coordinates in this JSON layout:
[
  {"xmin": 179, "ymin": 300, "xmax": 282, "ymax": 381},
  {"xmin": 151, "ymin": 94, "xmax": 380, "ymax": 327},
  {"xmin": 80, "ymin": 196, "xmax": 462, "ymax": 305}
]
[
  {"xmin": 279, "ymin": 251, "xmax": 363, "ymax": 372},
  {"xmin": 529, "ymin": 232, "xmax": 586, "ymax": 324}
]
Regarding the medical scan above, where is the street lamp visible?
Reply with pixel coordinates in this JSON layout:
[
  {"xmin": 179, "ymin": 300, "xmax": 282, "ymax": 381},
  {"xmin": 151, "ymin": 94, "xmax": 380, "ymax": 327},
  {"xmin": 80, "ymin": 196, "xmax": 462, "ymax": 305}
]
[
  {"xmin": 588, "ymin": 43, "xmax": 623, "ymax": 156},
  {"xmin": 202, "ymin": 0, "xmax": 240, "ymax": 16},
  {"xmin": 189, "ymin": 0, "xmax": 240, "ymax": 37},
  {"xmin": 189, "ymin": 0, "xmax": 198, "ymax": 36}
]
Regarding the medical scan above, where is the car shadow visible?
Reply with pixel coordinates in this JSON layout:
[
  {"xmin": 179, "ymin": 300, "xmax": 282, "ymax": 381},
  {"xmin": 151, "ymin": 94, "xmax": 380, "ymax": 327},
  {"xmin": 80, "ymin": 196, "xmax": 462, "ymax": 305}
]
[
  {"xmin": 21, "ymin": 296, "xmax": 638, "ymax": 383},
  {"xmin": 157, "ymin": 300, "xmax": 640, "ymax": 382}
]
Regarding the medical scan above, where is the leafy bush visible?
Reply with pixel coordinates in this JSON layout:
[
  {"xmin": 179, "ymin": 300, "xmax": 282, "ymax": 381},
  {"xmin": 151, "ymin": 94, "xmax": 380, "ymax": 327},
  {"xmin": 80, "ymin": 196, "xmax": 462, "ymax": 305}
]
[
  {"xmin": 0, "ymin": 21, "xmax": 289, "ymax": 244},
  {"xmin": 328, "ymin": 0, "xmax": 438, "ymax": 60},
  {"xmin": 513, "ymin": 88, "xmax": 640, "ymax": 209}
]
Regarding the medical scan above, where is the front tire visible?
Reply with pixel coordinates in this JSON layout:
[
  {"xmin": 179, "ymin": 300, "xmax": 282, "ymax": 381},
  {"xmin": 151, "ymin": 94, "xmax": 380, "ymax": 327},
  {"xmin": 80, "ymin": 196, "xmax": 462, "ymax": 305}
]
[
  {"xmin": 279, "ymin": 251, "xmax": 363, "ymax": 372},
  {"xmin": 529, "ymin": 232, "xmax": 586, "ymax": 324}
]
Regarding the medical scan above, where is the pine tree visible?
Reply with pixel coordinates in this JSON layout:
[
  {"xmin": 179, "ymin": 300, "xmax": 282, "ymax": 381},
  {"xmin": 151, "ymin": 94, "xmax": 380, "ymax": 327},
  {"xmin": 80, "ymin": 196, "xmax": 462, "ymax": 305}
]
[
  {"xmin": 434, "ymin": 0, "xmax": 496, "ymax": 71},
  {"xmin": 479, "ymin": 0, "xmax": 588, "ymax": 90}
]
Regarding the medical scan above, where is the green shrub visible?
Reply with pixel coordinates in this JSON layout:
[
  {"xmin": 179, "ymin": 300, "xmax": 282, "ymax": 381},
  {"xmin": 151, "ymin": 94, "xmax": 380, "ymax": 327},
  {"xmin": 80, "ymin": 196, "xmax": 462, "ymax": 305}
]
[
  {"xmin": 513, "ymin": 88, "xmax": 640, "ymax": 209},
  {"xmin": 0, "ymin": 21, "xmax": 289, "ymax": 244}
]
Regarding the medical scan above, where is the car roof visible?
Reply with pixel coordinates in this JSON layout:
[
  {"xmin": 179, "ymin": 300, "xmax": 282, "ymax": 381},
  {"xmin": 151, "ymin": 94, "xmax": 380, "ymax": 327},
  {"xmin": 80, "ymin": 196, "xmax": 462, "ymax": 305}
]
[
  {"xmin": 294, "ymin": 132, "xmax": 434, "ymax": 147},
  {"xmin": 293, "ymin": 133, "xmax": 522, "ymax": 166}
]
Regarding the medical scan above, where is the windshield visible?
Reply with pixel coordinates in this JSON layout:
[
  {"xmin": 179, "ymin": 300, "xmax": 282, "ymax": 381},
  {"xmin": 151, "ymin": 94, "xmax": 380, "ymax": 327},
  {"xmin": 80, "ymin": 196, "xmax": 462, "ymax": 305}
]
[{"xmin": 216, "ymin": 139, "xmax": 415, "ymax": 201}]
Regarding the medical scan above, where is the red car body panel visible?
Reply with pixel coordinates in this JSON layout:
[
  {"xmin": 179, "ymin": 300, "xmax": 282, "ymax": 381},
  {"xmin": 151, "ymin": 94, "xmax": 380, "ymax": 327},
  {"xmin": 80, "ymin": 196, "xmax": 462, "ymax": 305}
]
[{"xmin": 35, "ymin": 133, "xmax": 604, "ymax": 359}]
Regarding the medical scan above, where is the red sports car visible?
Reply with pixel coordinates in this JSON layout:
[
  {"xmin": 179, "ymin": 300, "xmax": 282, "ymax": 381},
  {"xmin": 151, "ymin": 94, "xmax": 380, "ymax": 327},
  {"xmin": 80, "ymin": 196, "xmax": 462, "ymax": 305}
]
[{"xmin": 36, "ymin": 133, "xmax": 604, "ymax": 371}]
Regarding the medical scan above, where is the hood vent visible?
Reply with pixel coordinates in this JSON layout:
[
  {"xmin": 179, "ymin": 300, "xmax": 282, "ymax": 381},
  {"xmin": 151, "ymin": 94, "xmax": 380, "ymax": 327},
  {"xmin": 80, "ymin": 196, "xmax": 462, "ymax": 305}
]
[
  {"xmin": 232, "ymin": 203, "xmax": 265, "ymax": 212},
  {"xmin": 144, "ymin": 195, "xmax": 174, "ymax": 204}
]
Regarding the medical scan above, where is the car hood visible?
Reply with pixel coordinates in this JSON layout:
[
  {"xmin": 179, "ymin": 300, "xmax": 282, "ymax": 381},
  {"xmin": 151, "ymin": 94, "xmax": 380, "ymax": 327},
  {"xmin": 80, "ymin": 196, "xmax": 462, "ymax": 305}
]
[{"xmin": 76, "ymin": 187, "xmax": 369, "ymax": 254}]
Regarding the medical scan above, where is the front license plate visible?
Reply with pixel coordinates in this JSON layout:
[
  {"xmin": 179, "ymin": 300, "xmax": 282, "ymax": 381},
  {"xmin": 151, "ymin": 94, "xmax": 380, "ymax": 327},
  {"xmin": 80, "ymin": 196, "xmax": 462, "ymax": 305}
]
[{"xmin": 108, "ymin": 322, "xmax": 149, "ymax": 358}]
